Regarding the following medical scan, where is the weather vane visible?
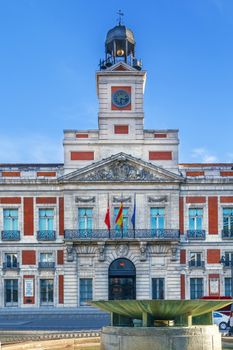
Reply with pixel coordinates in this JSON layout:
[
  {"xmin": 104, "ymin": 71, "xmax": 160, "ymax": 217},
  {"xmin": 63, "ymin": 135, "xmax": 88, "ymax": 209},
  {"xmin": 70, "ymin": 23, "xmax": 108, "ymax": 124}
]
[{"xmin": 117, "ymin": 9, "xmax": 124, "ymax": 25}]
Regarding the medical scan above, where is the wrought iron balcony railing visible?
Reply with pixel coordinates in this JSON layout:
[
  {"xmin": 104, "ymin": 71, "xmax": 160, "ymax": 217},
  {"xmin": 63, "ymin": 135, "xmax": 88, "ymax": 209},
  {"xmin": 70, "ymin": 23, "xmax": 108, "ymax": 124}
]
[
  {"xmin": 188, "ymin": 261, "xmax": 205, "ymax": 269},
  {"xmin": 64, "ymin": 229, "xmax": 180, "ymax": 241},
  {"xmin": 186, "ymin": 230, "xmax": 206, "ymax": 240},
  {"xmin": 222, "ymin": 229, "xmax": 233, "ymax": 239},
  {"xmin": 1, "ymin": 230, "xmax": 20, "ymax": 241},
  {"xmin": 2, "ymin": 262, "xmax": 20, "ymax": 270},
  {"xmin": 38, "ymin": 262, "xmax": 55, "ymax": 269},
  {"xmin": 37, "ymin": 230, "xmax": 56, "ymax": 241}
]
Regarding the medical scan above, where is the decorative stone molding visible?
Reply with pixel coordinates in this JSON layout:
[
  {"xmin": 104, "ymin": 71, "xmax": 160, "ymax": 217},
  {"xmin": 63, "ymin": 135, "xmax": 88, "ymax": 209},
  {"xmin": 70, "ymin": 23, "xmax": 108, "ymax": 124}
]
[
  {"xmin": 148, "ymin": 196, "xmax": 168, "ymax": 203},
  {"xmin": 77, "ymin": 160, "xmax": 162, "ymax": 182},
  {"xmin": 75, "ymin": 245, "xmax": 96, "ymax": 255},
  {"xmin": 75, "ymin": 196, "xmax": 95, "ymax": 203},
  {"xmin": 170, "ymin": 243, "xmax": 178, "ymax": 261},
  {"xmin": 147, "ymin": 245, "xmax": 171, "ymax": 255},
  {"xmin": 139, "ymin": 242, "xmax": 147, "ymax": 261},
  {"xmin": 113, "ymin": 196, "xmax": 131, "ymax": 203},
  {"xmin": 97, "ymin": 242, "xmax": 106, "ymax": 262},
  {"xmin": 116, "ymin": 244, "xmax": 129, "ymax": 257},
  {"xmin": 66, "ymin": 243, "xmax": 74, "ymax": 262}
]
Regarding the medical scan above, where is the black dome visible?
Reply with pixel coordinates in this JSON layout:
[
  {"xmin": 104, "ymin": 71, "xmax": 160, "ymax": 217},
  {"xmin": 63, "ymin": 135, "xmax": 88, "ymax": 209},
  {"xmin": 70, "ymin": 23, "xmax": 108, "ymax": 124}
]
[{"xmin": 105, "ymin": 25, "xmax": 135, "ymax": 45}]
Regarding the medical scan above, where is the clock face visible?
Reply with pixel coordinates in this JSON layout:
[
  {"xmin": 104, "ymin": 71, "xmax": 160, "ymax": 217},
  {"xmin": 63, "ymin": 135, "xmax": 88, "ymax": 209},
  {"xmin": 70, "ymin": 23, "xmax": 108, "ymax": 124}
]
[{"xmin": 112, "ymin": 89, "xmax": 131, "ymax": 108}]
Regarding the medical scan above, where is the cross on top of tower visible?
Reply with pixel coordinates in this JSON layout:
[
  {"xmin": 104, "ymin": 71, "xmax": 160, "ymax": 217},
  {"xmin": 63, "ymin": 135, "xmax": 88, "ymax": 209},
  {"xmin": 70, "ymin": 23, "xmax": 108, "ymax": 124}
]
[{"xmin": 117, "ymin": 10, "xmax": 124, "ymax": 26}]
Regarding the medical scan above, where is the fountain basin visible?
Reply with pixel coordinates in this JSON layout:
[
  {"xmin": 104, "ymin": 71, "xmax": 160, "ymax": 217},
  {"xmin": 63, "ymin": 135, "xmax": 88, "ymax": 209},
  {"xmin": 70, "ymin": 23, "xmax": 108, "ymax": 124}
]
[{"xmin": 91, "ymin": 300, "xmax": 232, "ymax": 350}]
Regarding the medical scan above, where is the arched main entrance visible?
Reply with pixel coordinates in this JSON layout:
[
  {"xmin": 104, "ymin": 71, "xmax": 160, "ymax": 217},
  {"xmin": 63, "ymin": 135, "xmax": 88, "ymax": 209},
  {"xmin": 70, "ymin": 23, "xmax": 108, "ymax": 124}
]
[{"xmin": 108, "ymin": 258, "xmax": 136, "ymax": 300}]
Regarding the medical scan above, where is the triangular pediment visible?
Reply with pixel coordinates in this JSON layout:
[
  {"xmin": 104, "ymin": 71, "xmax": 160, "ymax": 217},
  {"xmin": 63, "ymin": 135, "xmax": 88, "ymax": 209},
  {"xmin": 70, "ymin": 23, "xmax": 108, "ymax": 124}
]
[
  {"xmin": 59, "ymin": 153, "xmax": 183, "ymax": 183},
  {"xmin": 106, "ymin": 61, "xmax": 137, "ymax": 72}
]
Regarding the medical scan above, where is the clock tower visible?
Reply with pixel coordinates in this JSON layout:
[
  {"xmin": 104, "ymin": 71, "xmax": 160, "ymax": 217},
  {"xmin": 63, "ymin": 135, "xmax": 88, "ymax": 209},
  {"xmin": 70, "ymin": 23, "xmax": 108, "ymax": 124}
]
[{"xmin": 97, "ymin": 23, "xmax": 146, "ymax": 140}]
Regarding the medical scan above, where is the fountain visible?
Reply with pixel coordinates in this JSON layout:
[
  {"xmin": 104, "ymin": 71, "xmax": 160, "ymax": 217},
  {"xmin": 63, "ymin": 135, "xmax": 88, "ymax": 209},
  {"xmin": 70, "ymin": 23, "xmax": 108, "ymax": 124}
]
[{"xmin": 91, "ymin": 299, "xmax": 232, "ymax": 350}]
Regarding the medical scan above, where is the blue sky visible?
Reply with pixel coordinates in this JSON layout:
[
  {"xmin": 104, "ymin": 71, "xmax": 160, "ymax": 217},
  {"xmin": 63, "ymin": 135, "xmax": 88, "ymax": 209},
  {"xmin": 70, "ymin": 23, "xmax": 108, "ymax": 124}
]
[{"xmin": 0, "ymin": 0, "xmax": 232, "ymax": 163}]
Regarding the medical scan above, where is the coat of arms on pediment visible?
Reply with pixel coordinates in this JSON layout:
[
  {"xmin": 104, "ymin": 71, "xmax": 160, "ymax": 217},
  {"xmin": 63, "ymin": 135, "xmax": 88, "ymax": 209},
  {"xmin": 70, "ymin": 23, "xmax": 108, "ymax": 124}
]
[
  {"xmin": 60, "ymin": 153, "xmax": 183, "ymax": 183},
  {"xmin": 78, "ymin": 159, "xmax": 161, "ymax": 182}
]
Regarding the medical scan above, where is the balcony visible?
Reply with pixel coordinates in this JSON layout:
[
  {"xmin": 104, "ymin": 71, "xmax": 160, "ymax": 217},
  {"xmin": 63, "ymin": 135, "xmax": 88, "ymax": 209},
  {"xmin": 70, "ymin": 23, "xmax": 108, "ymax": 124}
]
[
  {"xmin": 1, "ymin": 230, "xmax": 20, "ymax": 241},
  {"xmin": 37, "ymin": 230, "xmax": 56, "ymax": 241},
  {"xmin": 38, "ymin": 262, "xmax": 55, "ymax": 269},
  {"xmin": 2, "ymin": 262, "xmax": 20, "ymax": 271},
  {"xmin": 188, "ymin": 261, "xmax": 205, "ymax": 269},
  {"xmin": 64, "ymin": 229, "xmax": 180, "ymax": 241},
  {"xmin": 186, "ymin": 230, "xmax": 206, "ymax": 240},
  {"xmin": 222, "ymin": 229, "xmax": 233, "ymax": 239}
]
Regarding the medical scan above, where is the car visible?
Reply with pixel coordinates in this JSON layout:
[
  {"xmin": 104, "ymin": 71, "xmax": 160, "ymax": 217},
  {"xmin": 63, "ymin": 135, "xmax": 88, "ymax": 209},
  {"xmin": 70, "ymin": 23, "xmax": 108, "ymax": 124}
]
[{"xmin": 213, "ymin": 311, "xmax": 230, "ymax": 330}]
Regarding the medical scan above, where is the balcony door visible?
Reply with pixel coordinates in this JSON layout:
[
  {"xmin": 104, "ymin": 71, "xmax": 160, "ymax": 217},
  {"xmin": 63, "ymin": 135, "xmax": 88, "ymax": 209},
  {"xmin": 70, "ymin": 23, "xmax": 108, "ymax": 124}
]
[{"xmin": 109, "ymin": 258, "xmax": 136, "ymax": 300}]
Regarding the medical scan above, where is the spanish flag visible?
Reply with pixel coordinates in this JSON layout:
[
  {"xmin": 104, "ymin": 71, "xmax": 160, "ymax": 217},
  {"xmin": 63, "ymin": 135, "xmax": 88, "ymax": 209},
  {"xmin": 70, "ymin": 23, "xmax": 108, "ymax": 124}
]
[{"xmin": 115, "ymin": 202, "xmax": 123, "ymax": 227}]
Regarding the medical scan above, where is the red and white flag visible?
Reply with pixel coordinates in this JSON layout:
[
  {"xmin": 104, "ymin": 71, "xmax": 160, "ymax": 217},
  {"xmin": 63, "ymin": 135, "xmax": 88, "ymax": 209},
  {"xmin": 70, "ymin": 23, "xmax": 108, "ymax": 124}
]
[{"xmin": 104, "ymin": 196, "xmax": 111, "ymax": 230}]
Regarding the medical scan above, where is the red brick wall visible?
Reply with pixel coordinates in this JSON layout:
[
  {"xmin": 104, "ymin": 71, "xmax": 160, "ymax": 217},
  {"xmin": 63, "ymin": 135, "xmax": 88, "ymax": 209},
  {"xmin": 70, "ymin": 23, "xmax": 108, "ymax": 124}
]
[
  {"xmin": 149, "ymin": 151, "xmax": 172, "ymax": 160},
  {"xmin": 154, "ymin": 133, "xmax": 167, "ymax": 138},
  {"xmin": 179, "ymin": 197, "xmax": 184, "ymax": 234},
  {"xmin": 22, "ymin": 251, "xmax": 36, "ymax": 265},
  {"xmin": 2, "ymin": 171, "xmax": 20, "ymax": 177},
  {"xmin": 180, "ymin": 274, "xmax": 185, "ymax": 299},
  {"xmin": 57, "ymin": 250, "xmax": 64, "ymax": 265},
  {"xmin": 36, "ymin": 197, "xmax": 57, "ymax": 204},
  {"xmin": 207, "ymin": 249, "xmax": 220, "ymax": 264},
  {"xmin": 114, "ymin": 125, "xmax": 129, "ymax": 134},
  {"xmin": 220, "ymin": 196, "xmax": 233, "ymax": 203},
  {"xmin": 59, "ymin": 197, "xmax": 64, "ymax": 236},
  {"xmin": 220, "ymin": 171, "xmax": 233, "ymax": 177},
  {"xmin": 37, "ymin": 172, "xmax": 56, "ymax": 177},
  {"xmin": 0, "ymin": 197, "xmax": 21, "ymax": 204},
  {"xmin": 208, "ymin": 197, "xmax": 218, "ymax": 234},
  {"xmin": 180, "ymin": 249, "xmax": 186, "ymax": 264},
  {"xmin": 58, "ymin": 275, "xmax": 64, "ymax": 304},
  {"xmin": 76, "ymin": 133, "xmax": 88, "ymax": 138},
  {"xmin": 186, "ymin": 196, "xmax": 206, "ymax": 203},
  {"xmin": 70, "ymin": 151, "xmax": 94, "ymax": 161},
  {"xmin": 186, "ymin": 171, "xmax": 204, "ymax": 177},
  {"xmin": 23, "ymin": 198, "xmax": 34, "ymax": 235}
]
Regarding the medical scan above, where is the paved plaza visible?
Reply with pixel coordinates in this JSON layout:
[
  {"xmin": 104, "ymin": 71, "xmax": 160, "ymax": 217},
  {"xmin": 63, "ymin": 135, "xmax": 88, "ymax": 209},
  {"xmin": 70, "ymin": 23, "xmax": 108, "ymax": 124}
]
[{"xmin": 0, "ymin": 308, "xmax": 110, "ymax": 331}]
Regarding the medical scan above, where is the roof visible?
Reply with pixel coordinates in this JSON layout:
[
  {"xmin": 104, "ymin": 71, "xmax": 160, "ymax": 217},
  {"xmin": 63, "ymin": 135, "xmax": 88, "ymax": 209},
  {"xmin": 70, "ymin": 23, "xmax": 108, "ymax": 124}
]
[
  {"xmin": 179, "ymin": 163, "xmax": 233, "ymax": 168},
  {"xmin": 0, "ymin": 163, "xmax": 64, "ymax": 168}
]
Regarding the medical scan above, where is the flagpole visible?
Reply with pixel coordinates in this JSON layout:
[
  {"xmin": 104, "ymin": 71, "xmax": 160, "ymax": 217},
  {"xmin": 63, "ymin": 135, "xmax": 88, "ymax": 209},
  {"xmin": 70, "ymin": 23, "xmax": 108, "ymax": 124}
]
[{"xmin": 134, "ymin": 193, "xmax": 136, "ymax": 238}]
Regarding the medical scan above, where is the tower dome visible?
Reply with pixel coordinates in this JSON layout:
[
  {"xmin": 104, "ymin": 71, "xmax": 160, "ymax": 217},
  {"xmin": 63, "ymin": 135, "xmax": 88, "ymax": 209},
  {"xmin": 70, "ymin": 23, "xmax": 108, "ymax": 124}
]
[
  {"xmin": 100, "ymin": 21, "xmax": 142, "ymax": 71},
  {"xmin": 105, "ymin": 24, "xmax": 135, "ymax": 57}
]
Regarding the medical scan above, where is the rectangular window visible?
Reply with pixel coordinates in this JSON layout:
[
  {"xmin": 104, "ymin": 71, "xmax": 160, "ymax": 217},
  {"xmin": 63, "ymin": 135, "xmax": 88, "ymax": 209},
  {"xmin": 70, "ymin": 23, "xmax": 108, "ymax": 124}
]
[
  {"xmin": 3, "ymin": 209, "xmax": 18, "ymax": 231},
  {"xmin": 224, "ymin": 252, "xmax": 233, "ymax": 267},
  {"xmin": 190, "ymin": 278, "xmax": 203, "ymax": 299},
  {"xmin": 40, "ymin": 279, "xmax": 54, "ymax": 305},
  {"xmin": 4, "ymin": 279, "xmax": 18, "ymax": 306},
  {"xmin": 39, "ymin": 209, "xmax": 54, "ymax": 231},
  {"xmin": 225, "ymin": 278, "xmax": 232, "ymax": 297},
  {"xmin": 40, "ymin": 252, "xmax": 54, "ymax": 263},
  {"xmin": 78, "ymin": 208, "xmax": 93, "ymax": 230},
  {"xmin": 189, "ymin": 208, "xmax": 203, "ymax": 230},
  {"xmin": 189, "ymin": 252, "xmax": 203, "ymax": 267},
  {"xmin": 150, "ymin": 208, "xmax": 165, "ymax": 230},
  {"xmin": 80, "ymin": 278, "xmax": 93, "ymax": 306},
  {"xmin": 5, "ymin": 253, "xmax": 18, "ymax": 268},
  {"xmin": 114, "ymin": 207, "xmax": 129, "ymax": 231},
  {"xmin": 223, "ymin": 208, "xmax": 233, "ymax": 235},
  {"xmin": 152, "ymin": 278, "xmax": 164, "ymax": 299}
]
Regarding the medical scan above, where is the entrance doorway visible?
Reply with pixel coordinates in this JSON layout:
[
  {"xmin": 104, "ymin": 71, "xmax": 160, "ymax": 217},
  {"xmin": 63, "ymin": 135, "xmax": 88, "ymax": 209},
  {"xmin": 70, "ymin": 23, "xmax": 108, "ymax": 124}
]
[{"xmin": 108, "ymin": 258, "xmax": 136, "ymax": 300}]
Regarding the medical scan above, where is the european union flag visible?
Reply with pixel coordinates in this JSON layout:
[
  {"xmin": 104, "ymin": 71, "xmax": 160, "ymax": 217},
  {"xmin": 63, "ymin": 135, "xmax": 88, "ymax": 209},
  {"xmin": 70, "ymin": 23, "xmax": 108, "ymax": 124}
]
[{"xmin": 131, "ymin": 195, "xmax": 136, "ymax": 229}]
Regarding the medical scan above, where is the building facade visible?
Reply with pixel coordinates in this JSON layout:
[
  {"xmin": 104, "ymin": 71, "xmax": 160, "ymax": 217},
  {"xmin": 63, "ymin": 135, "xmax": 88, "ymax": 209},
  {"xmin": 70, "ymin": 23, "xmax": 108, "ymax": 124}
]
[{"xmin": 0, "ymin": 23, "xmax": 233, "ymax": 309}]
